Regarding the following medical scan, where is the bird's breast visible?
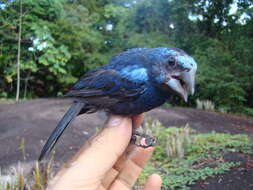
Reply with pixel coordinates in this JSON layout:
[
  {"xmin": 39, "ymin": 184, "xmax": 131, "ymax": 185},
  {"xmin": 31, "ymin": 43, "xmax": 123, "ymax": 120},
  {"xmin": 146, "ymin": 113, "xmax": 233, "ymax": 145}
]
[{"xmin": 109, "ymin": 86, "xmax": 167, "ymax": 115}]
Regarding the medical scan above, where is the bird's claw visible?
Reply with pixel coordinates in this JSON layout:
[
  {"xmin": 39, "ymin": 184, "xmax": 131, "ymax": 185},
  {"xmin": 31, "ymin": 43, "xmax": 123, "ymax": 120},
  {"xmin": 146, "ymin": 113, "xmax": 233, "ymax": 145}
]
[{"xmin": 131, "ymin": 131, "xmax": 156, "ymax": 148}]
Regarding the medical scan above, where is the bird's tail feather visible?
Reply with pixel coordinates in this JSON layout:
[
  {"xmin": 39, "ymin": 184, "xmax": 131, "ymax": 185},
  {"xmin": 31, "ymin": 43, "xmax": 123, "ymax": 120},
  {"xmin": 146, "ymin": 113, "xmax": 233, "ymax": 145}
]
[{"xmin": 38, "ymin": 101, "xmax": 85, "ymax": 161}]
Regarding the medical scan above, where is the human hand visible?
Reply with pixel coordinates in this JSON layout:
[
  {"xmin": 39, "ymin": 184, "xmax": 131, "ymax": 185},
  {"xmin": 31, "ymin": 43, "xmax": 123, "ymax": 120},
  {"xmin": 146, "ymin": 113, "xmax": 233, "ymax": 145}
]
[{"xmin": 47, "ymin": 114, "xmax": 162, "ymax": 190}]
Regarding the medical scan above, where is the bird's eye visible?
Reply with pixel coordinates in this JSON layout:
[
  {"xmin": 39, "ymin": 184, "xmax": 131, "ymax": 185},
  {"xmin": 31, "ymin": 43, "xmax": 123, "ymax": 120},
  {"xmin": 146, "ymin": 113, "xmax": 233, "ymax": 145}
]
[{"xmin": 168, "ymin": 56, "xmax": 176, "ymax": 66}]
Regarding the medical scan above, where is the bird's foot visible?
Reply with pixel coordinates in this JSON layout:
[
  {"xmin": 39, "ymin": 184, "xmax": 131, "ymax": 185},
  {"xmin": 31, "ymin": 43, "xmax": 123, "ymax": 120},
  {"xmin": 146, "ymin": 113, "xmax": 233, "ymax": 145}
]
[{"xmin": 131, "ymin": 130, "xmax": 156, "ymax": 148}]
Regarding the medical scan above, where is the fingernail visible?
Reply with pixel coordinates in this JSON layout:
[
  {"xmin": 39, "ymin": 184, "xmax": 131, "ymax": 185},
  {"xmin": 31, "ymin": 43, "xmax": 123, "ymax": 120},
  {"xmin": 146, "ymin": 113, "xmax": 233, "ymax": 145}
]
[{"xmin": 106, "ymin": 115, "xmax": 125, "ymax": 127}]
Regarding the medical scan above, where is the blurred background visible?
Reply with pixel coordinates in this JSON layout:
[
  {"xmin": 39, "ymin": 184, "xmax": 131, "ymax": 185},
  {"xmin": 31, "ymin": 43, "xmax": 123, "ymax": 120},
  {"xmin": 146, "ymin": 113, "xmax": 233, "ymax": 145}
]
[{"xmin": 0, "ymin": 0, "xmax": 253, "ymax": 115}]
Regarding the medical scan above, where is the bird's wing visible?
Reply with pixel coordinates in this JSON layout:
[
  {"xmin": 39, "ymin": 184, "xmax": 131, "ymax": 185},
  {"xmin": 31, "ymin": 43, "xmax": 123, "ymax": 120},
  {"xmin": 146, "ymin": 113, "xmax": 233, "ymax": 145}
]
[{"xmin": 65, "ymin": 69, "xmax": 146, "ymax": 101}]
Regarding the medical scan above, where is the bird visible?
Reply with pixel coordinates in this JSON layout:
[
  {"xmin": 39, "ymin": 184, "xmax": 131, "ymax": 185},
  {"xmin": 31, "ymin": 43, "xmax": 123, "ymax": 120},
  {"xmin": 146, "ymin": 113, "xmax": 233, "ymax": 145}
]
[{"xmin": 38, "ymin": 47, "xmax": 197, "ymax": 161}]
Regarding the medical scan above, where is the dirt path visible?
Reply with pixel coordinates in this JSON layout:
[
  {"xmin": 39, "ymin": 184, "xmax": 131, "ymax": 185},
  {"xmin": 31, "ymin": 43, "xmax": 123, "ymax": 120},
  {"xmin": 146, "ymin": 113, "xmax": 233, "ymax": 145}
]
[{"xmin": 0, "ymin": 98, "xmax": 252, "ymax": 189}]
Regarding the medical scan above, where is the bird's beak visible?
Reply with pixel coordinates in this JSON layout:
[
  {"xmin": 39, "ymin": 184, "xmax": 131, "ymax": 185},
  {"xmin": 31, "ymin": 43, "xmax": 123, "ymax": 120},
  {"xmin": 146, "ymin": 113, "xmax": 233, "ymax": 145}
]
[
  {"xmin": 166, "ymin": 68, "xmax": 196, "ymax": 102},
  {"xmin": 181, "ymin": 69, "xmax": 196, "ymax": 95}
]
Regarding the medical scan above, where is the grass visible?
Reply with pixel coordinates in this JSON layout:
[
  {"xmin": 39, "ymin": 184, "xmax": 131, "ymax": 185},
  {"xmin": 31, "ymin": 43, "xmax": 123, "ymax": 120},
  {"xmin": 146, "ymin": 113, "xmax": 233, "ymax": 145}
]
[
  {"xmin": 0, "ymin": 118, "xmax": 252, "ymax": 190},
  {"xmin": 0, "ymin": 160, "xmax": 54, "ymax": 190},
  {"xmin": 0, "ymin": 138, "xmax": 55, "ymax": 190},
  {"xmin": 137, "ymin": 118, "xmax": 252, "ymax": 190},
  {"xmin": 0, "ymin": 99, "xmax": 15, "ymax": 104},
  {"xmin": 196, "ymin": 99, "xmax": 215, "ymax": 111}
]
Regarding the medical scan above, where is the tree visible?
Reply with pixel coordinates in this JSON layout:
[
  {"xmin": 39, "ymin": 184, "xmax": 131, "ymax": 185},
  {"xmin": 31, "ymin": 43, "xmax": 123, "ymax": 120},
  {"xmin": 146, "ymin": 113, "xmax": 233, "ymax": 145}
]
[
  {"xmin": 16, "ymin": 0, "xmax": 22, "ymax": 101},
  {"xmin": 0, "ymin": 0, "xmax": 253, "ymax": 115}
]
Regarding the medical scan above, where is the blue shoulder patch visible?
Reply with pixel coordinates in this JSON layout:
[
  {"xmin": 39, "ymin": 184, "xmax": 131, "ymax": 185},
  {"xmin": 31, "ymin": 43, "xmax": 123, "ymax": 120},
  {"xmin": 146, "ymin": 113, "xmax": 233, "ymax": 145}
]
[{"xmin": 121, "ymin": 66, "xmax": 148, "ymax": 82}]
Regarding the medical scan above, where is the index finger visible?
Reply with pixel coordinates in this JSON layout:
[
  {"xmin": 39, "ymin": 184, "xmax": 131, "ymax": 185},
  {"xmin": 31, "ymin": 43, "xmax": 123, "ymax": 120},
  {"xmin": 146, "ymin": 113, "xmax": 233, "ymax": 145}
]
[{"xmin": 100, "ymin": 114, "xmax": 145, "ymax": 189}]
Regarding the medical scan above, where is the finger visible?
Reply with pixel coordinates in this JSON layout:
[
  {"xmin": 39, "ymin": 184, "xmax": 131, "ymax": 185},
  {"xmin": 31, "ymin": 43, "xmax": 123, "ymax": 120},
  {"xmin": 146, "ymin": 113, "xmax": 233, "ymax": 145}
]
[
  {"xmin": 132, "ymin": 113, "xmax": 145, "ymax": 129},
  {"xmin": 48, "ymin": 115, "xmax": 132, "ymax": 190},
  {"xmin": 109, "ymin": 147, "xmax": 154, "ymax": 190},
  {"xmin": 99, "ymin": 144, "xmax": 135, "ymax": 190},
  {"xmin": 114, "ymin": 114, "xmax": 145, "ymax": 171},
  {"xmin": 142, "ymin": 174, "xmax": 162, "ymax": 190},
  {"xmin": 107, "ymin": 114, "xmax": 145, "ymax": 173},
  {"xmin": 100, "ymin": 114, "xmax": 145, "ymax": 189}
]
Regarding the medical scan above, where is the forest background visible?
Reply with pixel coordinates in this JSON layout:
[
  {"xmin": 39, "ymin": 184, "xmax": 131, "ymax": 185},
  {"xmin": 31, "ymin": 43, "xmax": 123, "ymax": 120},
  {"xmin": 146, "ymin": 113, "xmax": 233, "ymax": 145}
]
[{"xmin": 0, "ymin": 0, "xmax": 252, "ymax": 116}]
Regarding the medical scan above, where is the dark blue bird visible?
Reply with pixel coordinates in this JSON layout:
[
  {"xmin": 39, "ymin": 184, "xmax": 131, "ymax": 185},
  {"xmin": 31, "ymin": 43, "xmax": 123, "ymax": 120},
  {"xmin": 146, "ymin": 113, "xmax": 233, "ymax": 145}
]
[{"xmin": 39, "ymin": 47, "xmax": 197, "ymax": 160}]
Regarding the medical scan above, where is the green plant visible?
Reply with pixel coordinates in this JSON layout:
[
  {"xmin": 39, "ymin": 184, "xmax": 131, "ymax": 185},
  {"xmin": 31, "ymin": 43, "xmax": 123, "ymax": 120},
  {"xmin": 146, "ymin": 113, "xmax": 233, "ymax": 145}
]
[
  {"xmin": 158, "ymin": 162, "xmax": 240, "ymax": 190},
  {"xmin": 242, "ymin": 107, "xmax": 253, "ymax": 117},
  {"xmin": 196, "ymin": 99, "xmax": 215, "ymax": 111},
  {"xmin": 18, "ymin": 138, "xmax": 26, "ymax": 161},
  {"xmin": 0, "ymin": 160, "xmax": 54, "ymax": 190},
  {"xmin": 138, "ymin": 119, "xmax": 252, "ymax": 190},
  {"xmin": 1, "ymin": 118, "xmax": 252, "ymax": 190}
]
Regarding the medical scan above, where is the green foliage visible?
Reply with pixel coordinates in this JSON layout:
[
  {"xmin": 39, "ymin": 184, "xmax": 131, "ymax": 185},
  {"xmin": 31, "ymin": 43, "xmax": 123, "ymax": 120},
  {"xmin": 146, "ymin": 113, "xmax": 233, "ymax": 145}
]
[
  {"xmin": 242, "ymin": 107, "xmax": 253, "ymax": 116},
  {"xmin": 193, "ymin": 38, "xmax": 250, "ymax": 112},
  {"xmin": 138, "ymin": 119, "xmax": 252, "ymax": 190},
  {"xmin": 1, "ymin": 119, "xmax": 252, "ymax": 190},
  {"xmin": 159, "ymin": 162, "xmax": 240, "ymax": 190},
  {"xmin": 0, "ymin": 0, "xmax": 111, "ymax": 97},
  {"xmin": 0, "ymin": 0, "xmax": 253, "ymax": 114}
]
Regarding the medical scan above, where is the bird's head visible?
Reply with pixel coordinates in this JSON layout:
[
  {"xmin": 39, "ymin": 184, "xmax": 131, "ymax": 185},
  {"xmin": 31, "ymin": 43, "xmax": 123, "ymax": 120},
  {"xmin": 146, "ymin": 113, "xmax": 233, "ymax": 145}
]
[{"xmin": 153, "ymin": 47, "xmax": 197, "ymax": 102}]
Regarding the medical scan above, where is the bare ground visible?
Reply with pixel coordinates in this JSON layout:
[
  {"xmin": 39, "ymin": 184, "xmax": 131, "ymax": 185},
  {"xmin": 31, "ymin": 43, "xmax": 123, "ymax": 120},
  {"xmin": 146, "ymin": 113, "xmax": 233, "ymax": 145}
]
[{"xmin": 0, "ymin": 98, "xmax": 253, "ymax": 189}]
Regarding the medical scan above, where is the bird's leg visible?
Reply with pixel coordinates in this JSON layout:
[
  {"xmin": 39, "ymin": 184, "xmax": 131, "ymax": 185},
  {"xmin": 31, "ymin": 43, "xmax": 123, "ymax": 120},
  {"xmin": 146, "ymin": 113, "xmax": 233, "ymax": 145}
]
[{"xmin": 130, "ymin": 126, "xmax": 156, "ymax": 148}]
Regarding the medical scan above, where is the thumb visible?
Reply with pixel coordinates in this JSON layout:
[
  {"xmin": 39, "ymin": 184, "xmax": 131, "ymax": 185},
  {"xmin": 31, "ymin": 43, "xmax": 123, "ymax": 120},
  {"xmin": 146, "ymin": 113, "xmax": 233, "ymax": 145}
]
[{"xmin": 48, "ymin": 115, "xmax": 132, "ymax": 190}]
